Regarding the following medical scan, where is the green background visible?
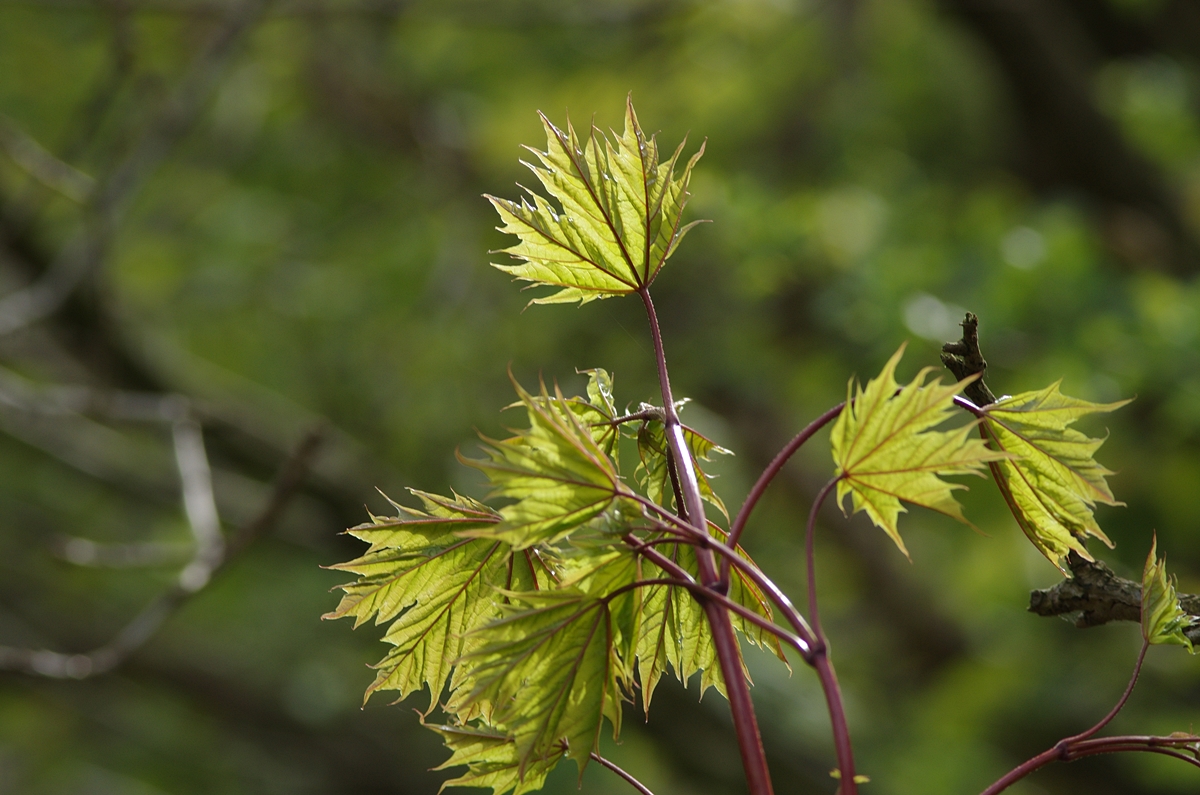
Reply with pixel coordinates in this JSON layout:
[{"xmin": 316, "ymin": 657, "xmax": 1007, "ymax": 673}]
[{"xmin": 1, "ymin": 1, "xmax": 1198, "ymax": 793}]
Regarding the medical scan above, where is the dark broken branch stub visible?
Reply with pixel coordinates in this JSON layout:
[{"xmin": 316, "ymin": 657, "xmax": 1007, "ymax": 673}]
[
  {"xmin": 1029, "ymin": 553, "xmax": 1200, "ymax": 645},
  {"xmin": 940, "ymin": 312, "xmax": 997, "ymax": 407},
  {"xmin": 940, "ymin": 314, "xmax": 1200, "ymax": 643}
]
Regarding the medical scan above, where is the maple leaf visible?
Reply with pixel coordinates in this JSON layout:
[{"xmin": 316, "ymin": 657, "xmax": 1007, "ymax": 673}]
[
  {"xmin": 486, "ymin": 96, "xmax": 705, "ymax": 306},
  {"xmin": 634, "ymin": 533, "xmax": 784, "ymax": 713},
  {"xmin": 427, "ymin": 723, "xmax": 563, "ymax": 795},
  {"xmin": 636, "ymin": 411, "xmax": 731, "ymax": 521},
  {"xmin": 524, "ymin": 368, "xmax": 621, "ymax": 463},
  {"xmin": 449, "ymin": 587, "xmax": 628, "ymax": 774},
  {"xmin": 830, "ymin": 344, "xmax": 1008, "ymax": 558},
  {"xmin": 1142, "ymin": 534, "xmax": 1194, "ymax": 652},
  {"xmin": 464, "ymin": 376, "xmax": 636, "ymax": 549},
  {"xmin": 979, "ymin": 382, "xmax": 1129, "ymax": 572},
  {"xmin": 323, "ymin": 490, "xmax": 522, "ymax": 708}
]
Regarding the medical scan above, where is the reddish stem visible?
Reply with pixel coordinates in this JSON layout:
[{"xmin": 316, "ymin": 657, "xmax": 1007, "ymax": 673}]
[
  {"xmin": 806, "ymin": 477, "xmax": 840, "ymax": 639},
  {"xmin": 978, "ymin": 641, "xmax": 1151, "ymax": 795},
  {"xmin": 591, "ymin": 752, "xmax": 656, "ymax": 795},
  {"xmin": 722, "ymin": 401, "xmax": 845, "ymax": 584},
  {"xmin": 623, "ymin": 535, "xmax": 812, "ymax": 656},
  {"xmin": 813, "ymin": 652, "xmax": 857, "ymax": 794},
  {"xmin": 639, "ymin": 288, "xmax": 774, "ymax": 795},
  {"xmin": 804, "ymin": 475, "xmax": 858, "ymax": 793}
]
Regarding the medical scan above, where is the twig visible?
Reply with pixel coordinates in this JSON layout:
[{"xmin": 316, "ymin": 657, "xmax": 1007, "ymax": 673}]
[
  {"xmin": 0, "ymin": 0, "xmax": 270, "ymax": 337},
  {"xmin": 805, "ymin": 477, "xmax": 840, "ymax": 640},
  {"xmin": 621, "ymin": 536, "xmax": 812, "ymax": 657},
  {"xmin": 4, "ymin": 0, "xmax": 406, "ymax": 15},
  {"xmin": 977, "ymin": 642, "xmax": 1185, "ymax": 795},
  {"xmin": 1029, "ymin": 554, "xmax": 1200, "ymax": 644},
  {"xmin": 940, "ymin": 312, "xmax": 996, "ymax": 407},
  {"xmin": 0, "ymin": 428, "xmax": 323, "ymax": 679},
  {"xmin": 172, "ymin": 416, "xmax": 224, "ymax": 591},
  {"xmin": 638, "ymin": 288, "xmax": 774, "ymax": 795},
  {"xmin": 802, "ymin": 475, "xmax": 859, "ymax": 792},
  {"xmin": 721, "ymin": 401, "xmax": 845, "ymax": 585},
  {"xmin": 53, "ymin": 536, "xmax": 190, "ymax": 568},
  {"xmin": 0, "ymin": 115, "xmax": 95, "ymax": 202},
  {"xmin": 591, "ymin": 752, "xmax": 656, "ymax": 795}
]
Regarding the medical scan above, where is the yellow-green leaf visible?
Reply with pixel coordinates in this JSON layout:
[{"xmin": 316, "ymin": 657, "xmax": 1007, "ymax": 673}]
[
  {"xmin": 428, "ymin": 723, "xmax": 563, "ymax": 795},
  {"xmin": 830, "ymin": 344, "xmax": 1007, "ymax": 558},
  {"xmin": 1142, "ymin": 535, "xmax": 1194, "ymax": 652},
  {"xmin": 450, "ymin": 588, "xmax": 626, "ymax": 773},
  {"xmin": 323, "ymin": 490, "xmax": 517, "ymax": 707},
  {"xmin": 980, "ymin": 382, "xmax": 1129, "ymax": 572},
  {"xmin": 528, "ymin": 368, "xmax": 621, "ymax": 463},
  {"xmin": 635, "ymin": 414, "xmax": 731, "ymax": 521},
  {"xmin": 465, "ymin": 377, "xmax": 635, "ymax": 549},
  {"xmin": 486, "ymin": 97, "xmax": 705, "ymax": 306},
  {"xmin": 633, "ymin": 532, "xmax": 784, "ymax": 714}
]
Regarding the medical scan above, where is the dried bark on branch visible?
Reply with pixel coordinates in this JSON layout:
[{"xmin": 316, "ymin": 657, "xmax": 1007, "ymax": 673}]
[{"xmin": 1030, "ymin": 553, "xmax": 1200, "ymax": 644}]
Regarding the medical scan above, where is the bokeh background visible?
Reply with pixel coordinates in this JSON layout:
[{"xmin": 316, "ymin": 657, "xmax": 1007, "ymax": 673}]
[{"xmin": 1, "ymin": 0, "xmax": 1199, "ymax": 793}]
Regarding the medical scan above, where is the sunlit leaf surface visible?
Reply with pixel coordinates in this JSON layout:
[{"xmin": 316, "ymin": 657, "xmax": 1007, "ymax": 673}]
[
  {"xmin": 1142, "ymin": 534, "xmax": 1194, "ymax": 652},
  {"xmin": 980, "ymin": 383, "xmax": 1129, "ymax": 572},
  {"xmin": 487, "ymin": 97, "xmax": 704, "ymax": 306},
  {"xmin": 323, "ymin": 491, "xmax": 520, "ymax": 707},
  {"xmin": 465, "ymin": 377, "xmax": 635, "ymax": 549},
  {"xmin": 428, "ymin": 723, "xmax": 562, "ymax": 795},
  {"xmin": 831, "ymin": 345, "xmax": 1006, "ymax": 557}
]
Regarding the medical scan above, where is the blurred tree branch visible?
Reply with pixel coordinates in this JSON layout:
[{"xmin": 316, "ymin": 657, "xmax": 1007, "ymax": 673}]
[
  {"xmin": 0, "ymin": 427, "xmax": 322, "ymax": 679},
  {"xmin": 0, "ymin": 0, "xmax": 269, "ymax": 337},
  {"xmin": 3, "ymin": 0, "xmax": 407, "ymax": 15}
]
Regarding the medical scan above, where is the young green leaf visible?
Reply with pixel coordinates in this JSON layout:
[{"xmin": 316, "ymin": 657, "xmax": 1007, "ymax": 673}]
[
  {"xmin": 528, "ymin": 368, "xmax": 621, "ymax": 462},
  {"xmin": 486, "ymin": 97, "xmax": 705, "ymax": 306},
  {"xmin": 427, "ymin": 723, "xmax": 563, "ymax": 795},
  {"xmin": 636, "ymin": 415, "xmax": 731, "ymax": 521},
  {"xmin": 634, "ymin": 543, "xmax": 721, "ymax": 710},
  {"xmin": 323, "ymin": 490, "xmax": 515, "ymax": 707},
  {"xmin": 980, "ymin": 382, "xmax": 1129, "ymax": 572},
  {"xmin": 449, "ymin": 588, "xmax": 628, "ymax": 773},
  {"xmin": 465, "ymin": 376, "xmax": 635, "ymax": 549},
  {"xmin": 633, "ymin": 535, "xmax": 784, "ymax": 714},
  {"xmin": 830, "ymin": 344, "xmax": 1008, "ymax": 558},
  {"xmin": 1142, "ymin": 535, "xmax": 1194, "ymax": 652}
]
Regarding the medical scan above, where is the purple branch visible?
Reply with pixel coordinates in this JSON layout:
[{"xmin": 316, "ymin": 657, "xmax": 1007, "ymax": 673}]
[
  {"xmin": 638, "ymin": 289, "xmax": 774, "ymax": 795},
  {"xmin": 806, "ymin": 477, "xmax": 840, "ymax": 640},
  {"xmin": 1063, "ymin": 641, "xmax": 1148, "ymax": 745},
  {"xmin": 979, "ymin": 641, "xmax": 1157, "ymax": 795},
  {"xmin": 802, "ymin": 475, "xmax": 859, "ymax": 793},
  {"xmin": 721, "ymin": 401, "xmax": 845, "ymax": 584},
  {"xmin": 591, "ymin": 752, "xmax": 656, "ymax": 795},
  {"xmin": 623, "ymin": 535, "xmax": 812, "ymax": 656},
  {"xmin": 634, "ymin": 510, "xmax": 818, "ymax": 647}
]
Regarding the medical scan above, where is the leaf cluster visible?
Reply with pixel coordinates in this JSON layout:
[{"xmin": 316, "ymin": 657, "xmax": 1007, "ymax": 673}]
[{"xmin": 326, "ymin": 372, "xmax": 781, "ymax": 793}]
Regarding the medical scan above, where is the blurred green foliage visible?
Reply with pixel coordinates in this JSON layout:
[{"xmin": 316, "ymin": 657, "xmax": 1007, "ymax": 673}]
[{"xmin": 1, "ymin": 1, "xmax": 1198, "ymax": 794}]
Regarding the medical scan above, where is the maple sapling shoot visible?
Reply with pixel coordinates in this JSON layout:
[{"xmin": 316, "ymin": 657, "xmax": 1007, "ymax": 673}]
[{"xmin": 326, "ymin": 102, "xmax": 1200, "ymax": 795}]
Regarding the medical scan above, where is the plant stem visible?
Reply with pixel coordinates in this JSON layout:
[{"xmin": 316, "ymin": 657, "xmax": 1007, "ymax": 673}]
[
  {"xmin": 622, "ymin": 536, "xmax": 813, "ymax": 656},
  {"xmin": 722, "ymin": 401, "xmax": 845, "ymax": 584},
  {"xmin": 591, "ymin": 752, "xmax": 656, "ymax": 795},
  {"xmin": 632, "ymin": 499, "xmax": 817, "ymax": 646},
  {"xmin": 806, "ymin": 477, "xmax": 840, "ymax": 638},
  {"xmin": 813, "ymin": 653, "xmax": 857, "ymax": 794},
  {"xmin": 638, "ymin": 288, "xmax": 774, "ymax": 795},
  {"xmin": 804, "ymin": 475, "xmax": 858, "ymax": 793},
  {"xmin": 978, "ymin": 641, "xmax": 1151, "ymax": 795}
]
